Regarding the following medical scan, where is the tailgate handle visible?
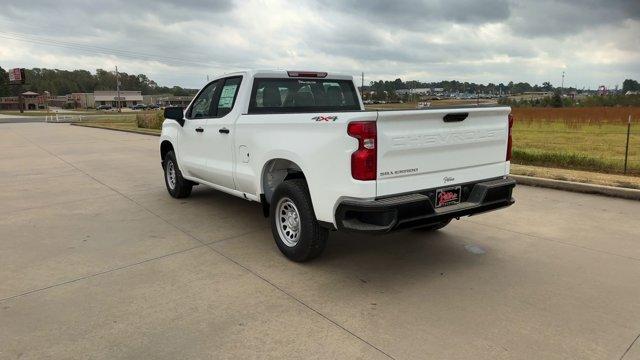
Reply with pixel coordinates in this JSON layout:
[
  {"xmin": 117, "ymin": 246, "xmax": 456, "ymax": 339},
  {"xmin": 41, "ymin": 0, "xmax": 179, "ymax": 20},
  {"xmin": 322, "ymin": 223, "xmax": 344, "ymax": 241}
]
[{"xmin": 443, "ymin": 113, "xmax": 468, "ymax": 122}]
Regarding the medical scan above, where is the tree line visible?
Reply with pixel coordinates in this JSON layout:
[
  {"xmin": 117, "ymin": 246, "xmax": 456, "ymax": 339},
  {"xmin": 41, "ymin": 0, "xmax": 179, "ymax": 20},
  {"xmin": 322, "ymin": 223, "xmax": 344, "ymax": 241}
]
[
  {"xmin": 367, "ymin": 78, "xmax": 558, "ymax": 98},
  {"xmin": 623, "ymin": 79, "xmax": 640, "ymax": 92},
  {"xmin": 0, "ymin": 67, "xmax": 197, "ymax": 97},
  {"xmin": 499, "ymin": 93, "xmax": 640, "ymax": 108},
  {"xmin": 368, "ymin": 78, "xmax": 640, "ymax": 98},
  {"xmin": 1, "ymin": 66, "xmax": 638, "ymax": 101}
]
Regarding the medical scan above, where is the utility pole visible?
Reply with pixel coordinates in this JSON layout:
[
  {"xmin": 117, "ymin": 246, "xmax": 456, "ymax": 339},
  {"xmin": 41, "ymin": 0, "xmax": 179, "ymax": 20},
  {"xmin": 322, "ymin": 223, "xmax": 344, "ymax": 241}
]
[
  {"xmin": 116, "ymin": 66, "xmax": 121, "ymax": 112},
  {"xmin": 361, "ymin": 72, "xmax": 364, "ymax": 99},
  {"xmin": 560, "ymin": 71, "xmax": 565, "ymax": 107},
  {"xmin": 624, "ymin": 115, "xmax": 632, "ymax": 174}
]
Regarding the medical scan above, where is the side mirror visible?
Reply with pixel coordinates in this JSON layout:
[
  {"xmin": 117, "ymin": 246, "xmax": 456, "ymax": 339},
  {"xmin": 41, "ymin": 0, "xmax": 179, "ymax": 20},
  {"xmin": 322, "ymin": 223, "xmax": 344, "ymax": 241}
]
[{"xmin": 164, "ymin": 106, "xmax": 185, "ymax": 126}]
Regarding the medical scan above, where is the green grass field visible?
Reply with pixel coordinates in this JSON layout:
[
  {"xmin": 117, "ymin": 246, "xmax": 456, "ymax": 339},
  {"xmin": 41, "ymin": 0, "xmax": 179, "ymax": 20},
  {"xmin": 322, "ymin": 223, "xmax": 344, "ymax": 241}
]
[
  {"xmin": 0, "ymin": 109, "xmax": 157, "ymax": 117},
  {"xmin": 72, "ymin": 115, "xmax": 161, "ymax": 135},
  {"xmin": 0, "ymin": 110, "xmax": 94, "ymax": 117},
  {"xmin": 512, "ymin": 121, "xmax": 639, "ymax": 175}
]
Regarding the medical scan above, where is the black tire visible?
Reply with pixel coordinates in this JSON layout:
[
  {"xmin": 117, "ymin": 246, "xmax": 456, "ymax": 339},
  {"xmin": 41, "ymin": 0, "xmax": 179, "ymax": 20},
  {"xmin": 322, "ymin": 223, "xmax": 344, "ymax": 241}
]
[
  {"xmin": 162, "ymin": 150, "xmax": 193, "ymax": 198},
  {"xmin": 413, "ymin": 219, "xmax": 452, "ymax": 231},
  {"xmin": 270, "ymin": 179, "xmax": 328, "ymax": 262}
]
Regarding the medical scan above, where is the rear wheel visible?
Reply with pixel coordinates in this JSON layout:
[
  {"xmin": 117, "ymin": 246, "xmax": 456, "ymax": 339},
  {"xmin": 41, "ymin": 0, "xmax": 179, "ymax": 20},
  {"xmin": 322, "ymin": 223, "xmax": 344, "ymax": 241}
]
[
  {"xmin": 413, "ymin": 219, "xmax": 452, "ymax": 231},
  {"xmin": 163, "ymin": 151, "xmax": 193, "ymax": 198},
  {"xmin": 270, "ymin": 179, "xmax": 328, "ymax": 262}
]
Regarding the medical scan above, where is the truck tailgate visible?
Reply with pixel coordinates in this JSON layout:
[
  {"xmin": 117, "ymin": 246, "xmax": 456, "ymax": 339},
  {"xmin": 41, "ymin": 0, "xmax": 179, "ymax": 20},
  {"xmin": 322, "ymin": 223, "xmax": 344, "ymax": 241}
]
[{"xmin": 376, "ymin": 107, "xmax": 510, "ymax": 197}]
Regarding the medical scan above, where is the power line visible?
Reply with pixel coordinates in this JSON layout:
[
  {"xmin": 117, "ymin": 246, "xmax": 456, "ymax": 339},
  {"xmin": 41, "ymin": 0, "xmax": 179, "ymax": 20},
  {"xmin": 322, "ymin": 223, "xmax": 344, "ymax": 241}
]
[
  {"xmin": 0, "ymin": 32, "xmax": 212, "ymax": 68},
  {"xmin": 0, "ymin": 30, "xmax": 248, "ymax": 69}
]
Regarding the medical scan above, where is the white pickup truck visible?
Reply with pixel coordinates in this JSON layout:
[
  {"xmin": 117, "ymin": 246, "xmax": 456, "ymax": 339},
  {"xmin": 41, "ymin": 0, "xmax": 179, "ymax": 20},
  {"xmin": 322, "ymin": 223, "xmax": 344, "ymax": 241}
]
[{"xmin": 160, "ymin": 70, "xmax": 515, "ymax": 261}]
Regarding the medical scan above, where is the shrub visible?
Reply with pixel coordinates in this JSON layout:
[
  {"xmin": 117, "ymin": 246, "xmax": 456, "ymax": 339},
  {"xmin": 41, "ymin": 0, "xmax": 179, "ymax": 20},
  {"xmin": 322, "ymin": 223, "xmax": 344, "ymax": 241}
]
[{"xmin": 136, "ymin": 111, "xmax": 164, "ymax": 129}]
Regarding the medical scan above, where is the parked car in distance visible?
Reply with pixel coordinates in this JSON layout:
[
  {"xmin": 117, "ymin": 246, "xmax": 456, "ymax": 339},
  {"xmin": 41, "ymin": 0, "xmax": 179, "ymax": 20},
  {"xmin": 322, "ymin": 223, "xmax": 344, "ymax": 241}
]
[
  {"xmin": 159, "ymin": 70, "xmax": 516, "ymax": 262},
  {"xmin": 132, "ymin": 104, "xmax": 147, "ymax": 110},
  {"xmin": 96, "ymin": 104, "xmax": 112, "ymax": 110},
  {"xmin": 147, "ymin": 104, "xmax": 159, "ymax": 109}
]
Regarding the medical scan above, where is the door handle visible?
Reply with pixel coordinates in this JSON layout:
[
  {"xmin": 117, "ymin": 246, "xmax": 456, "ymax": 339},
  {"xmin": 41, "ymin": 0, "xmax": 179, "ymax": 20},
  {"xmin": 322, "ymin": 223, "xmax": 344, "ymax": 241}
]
[
  {"xmin": 219, "ymin": 127, "xmax": 230, "ymax": 134},
  {"xmin": 195, "ymin": 127, "xmax": 204, "ymax": 133}
]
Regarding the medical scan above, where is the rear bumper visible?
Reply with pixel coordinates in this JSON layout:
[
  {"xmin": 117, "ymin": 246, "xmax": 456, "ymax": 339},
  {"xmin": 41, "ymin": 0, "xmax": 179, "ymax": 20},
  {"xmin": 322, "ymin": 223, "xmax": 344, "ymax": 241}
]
[{"xmin": 335, "ymin": 177, "xmax": 515, "ymax": 233}]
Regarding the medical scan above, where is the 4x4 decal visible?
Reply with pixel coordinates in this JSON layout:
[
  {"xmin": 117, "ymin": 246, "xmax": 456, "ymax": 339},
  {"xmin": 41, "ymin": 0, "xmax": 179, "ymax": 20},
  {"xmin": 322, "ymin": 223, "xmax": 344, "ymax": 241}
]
[{"xmin": 312, "ymin": 115, "xmax": 338, "ymax": 122}]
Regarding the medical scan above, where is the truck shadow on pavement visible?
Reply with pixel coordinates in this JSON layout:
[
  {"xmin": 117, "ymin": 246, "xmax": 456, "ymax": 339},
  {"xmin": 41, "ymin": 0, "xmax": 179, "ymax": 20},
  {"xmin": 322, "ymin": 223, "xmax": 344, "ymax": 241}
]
[
  {"xmin": 324, "ymin": 229, "xmax": 486, "ymax": 271},
  {"xmin": 170, "ymin": 187, "xmax": 490, "ymax": 286}
]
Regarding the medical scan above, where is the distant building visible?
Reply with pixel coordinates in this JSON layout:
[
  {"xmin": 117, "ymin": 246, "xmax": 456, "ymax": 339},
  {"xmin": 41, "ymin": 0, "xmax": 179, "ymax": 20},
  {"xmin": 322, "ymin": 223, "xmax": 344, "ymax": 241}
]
[
  {"xmin": 16, "ymin": 90, "xmax": 193, "ymax": 110},
  {"xmin": 396, "ymin": 88, "xmax": 431, "ymax": 95},
  {"xmin": 0, "ymin": 97, "xmax": 19, "ymax": 110},
  {"xmin": 0, "ymin": 91, "xmax": 49, "ymax": 110},
  {"xmin": 22, "ymin": 91, "xmax": 49, "ymax": 110},
  {"xmin": 69, "ymin": 93, "xmax": 96, "ymax": 108},
  {"xmin": 521, "ymin": 91, "xmax": 554, "ymax": 100},
  {"xmin": 48, "ymin": 95, "xmax": 70, "ymax": 108},
  {"xmin": 144, "ymin": 94, "xmax": 193, "ymax": 107},
  {"xmin": 142, "ymin": 94, "xmax": 164, "ymax": 106},
  {"xmin": 94, "ymin": 90, "xmax": 143, "ymax": 108}
]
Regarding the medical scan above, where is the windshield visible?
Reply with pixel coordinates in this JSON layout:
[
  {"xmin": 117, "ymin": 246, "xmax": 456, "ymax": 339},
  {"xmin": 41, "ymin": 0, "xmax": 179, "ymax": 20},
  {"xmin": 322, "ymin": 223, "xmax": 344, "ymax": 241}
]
[{"xmin": 248, "ymin": 78, "xmax": 361, "ymax": 114}]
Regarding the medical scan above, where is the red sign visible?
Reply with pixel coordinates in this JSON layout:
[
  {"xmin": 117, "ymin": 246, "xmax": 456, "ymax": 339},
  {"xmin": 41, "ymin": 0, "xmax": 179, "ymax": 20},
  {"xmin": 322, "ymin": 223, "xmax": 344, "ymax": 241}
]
[
  {"xmin": 437, "ymin": 191, "xmax": 459, "ymax": 207},
  {"xmin": 435, "ymin": 186, "xmax": 461, "ymax": 208},
  {"xmin": 8, "ymin": 68, "xmax": 25, "ymax": 84}
]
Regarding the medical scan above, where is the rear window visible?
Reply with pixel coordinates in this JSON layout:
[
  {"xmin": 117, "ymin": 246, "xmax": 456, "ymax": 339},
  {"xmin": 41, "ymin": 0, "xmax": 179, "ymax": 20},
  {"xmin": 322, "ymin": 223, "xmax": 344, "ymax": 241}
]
[{"xmin": 248, "ymin": 78, "xmax": 361, "ymax": 114}]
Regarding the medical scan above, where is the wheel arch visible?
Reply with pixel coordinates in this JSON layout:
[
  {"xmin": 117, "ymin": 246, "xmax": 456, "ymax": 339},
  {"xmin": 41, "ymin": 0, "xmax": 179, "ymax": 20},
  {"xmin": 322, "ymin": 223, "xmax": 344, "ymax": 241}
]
[
  {"xmin": 260, "ymin": 158, "xmax": 306, "ymax": 208},
  {"xmin": 160, "ymin": 140, "xmax": 174, "ymax": 162}
]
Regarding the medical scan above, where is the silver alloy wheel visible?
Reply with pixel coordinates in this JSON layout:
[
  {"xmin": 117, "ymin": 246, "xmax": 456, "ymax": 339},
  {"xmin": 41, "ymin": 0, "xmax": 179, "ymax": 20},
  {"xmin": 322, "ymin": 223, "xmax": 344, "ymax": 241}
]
[
  {"xmin": 275, "ymin": 197, "xmax": 301, "ymax": 247},
  {"xmin": 166, "ymin": 160, "xmax": 176, "ymax": 190}
]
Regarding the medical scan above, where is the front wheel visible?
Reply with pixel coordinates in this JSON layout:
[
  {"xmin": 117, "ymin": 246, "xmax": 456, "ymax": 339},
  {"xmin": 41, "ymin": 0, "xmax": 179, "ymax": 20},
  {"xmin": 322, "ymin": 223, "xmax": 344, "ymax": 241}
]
[
  {"xmin": 163, "ymin": 150, "xmax": 193, "ymax": 198},
  {"xmin": 270, "ymin": 179, "xmax": 328, "ymax": 262}
]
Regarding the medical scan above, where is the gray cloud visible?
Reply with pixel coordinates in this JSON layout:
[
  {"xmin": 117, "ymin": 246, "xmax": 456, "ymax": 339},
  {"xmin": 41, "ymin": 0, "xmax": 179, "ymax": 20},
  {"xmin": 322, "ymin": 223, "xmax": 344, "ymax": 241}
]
[
  {"xmin": 507, "ymin": 0, "xmax": 640, "ymax": 37},
  {"xmin": 316, "ymin": 0, "xmax": 511, "ymax": 28},
  {"xmin": 0, "ymin": 0, "xmax": 638, "ymax": 89}
]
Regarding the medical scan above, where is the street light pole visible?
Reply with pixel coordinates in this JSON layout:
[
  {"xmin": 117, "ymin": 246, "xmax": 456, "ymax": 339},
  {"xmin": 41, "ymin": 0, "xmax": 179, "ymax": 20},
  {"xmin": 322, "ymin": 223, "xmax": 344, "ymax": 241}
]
[{"xmin": 116, "ymin": 66, "xmax": 121, "ymax": 112}]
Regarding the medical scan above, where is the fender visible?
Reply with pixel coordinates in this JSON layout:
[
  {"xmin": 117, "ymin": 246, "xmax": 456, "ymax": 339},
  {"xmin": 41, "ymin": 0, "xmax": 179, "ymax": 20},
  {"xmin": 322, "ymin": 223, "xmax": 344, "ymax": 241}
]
[{"xmin": 160, "ymin": 121, "xmax": 180, "ymax": 161}]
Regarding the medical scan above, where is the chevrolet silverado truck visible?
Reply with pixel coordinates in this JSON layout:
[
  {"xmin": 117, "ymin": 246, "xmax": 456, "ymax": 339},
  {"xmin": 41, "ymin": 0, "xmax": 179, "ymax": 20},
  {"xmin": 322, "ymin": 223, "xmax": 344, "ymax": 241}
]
[{"xmin": 160, "ymin": 70, "xmax": 515, "ymax": 262}]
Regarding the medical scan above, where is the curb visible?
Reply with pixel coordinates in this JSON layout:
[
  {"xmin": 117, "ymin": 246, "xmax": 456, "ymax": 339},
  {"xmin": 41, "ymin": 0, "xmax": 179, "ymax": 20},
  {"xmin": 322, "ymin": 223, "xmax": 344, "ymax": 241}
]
[
  {"xmin": 511, "ymin": 175, "xmax": 640, "ymax": 201},
  {"xmin": 70, "ymin": 123, "xmax": 160, "ymax": 137}
]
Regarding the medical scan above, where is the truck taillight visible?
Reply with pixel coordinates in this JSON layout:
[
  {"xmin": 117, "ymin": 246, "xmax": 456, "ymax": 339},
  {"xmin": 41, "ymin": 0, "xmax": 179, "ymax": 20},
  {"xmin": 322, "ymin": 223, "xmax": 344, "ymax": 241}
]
[
  {"xmin": 348, "ymin": 121, "xmax": 377, "ymax": 181},
  {"xmin": 506, "ymin": 113, "xmax": 514, "ymax": 161}
]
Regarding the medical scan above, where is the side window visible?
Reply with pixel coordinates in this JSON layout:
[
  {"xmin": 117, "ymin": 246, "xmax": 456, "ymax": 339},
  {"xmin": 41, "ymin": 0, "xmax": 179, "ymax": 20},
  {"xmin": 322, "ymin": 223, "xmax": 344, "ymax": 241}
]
[
  {"xmin": 188, "ymin": 81, "xmax": 218, "ymax": 119},
  {"xmin": 215, "ymin": 77, "xmax": 242, "ymax": 118}
]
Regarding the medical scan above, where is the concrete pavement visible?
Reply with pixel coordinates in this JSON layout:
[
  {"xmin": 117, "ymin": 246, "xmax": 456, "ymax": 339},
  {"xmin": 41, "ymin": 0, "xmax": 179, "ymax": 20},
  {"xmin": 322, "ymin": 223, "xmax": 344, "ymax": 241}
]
[{"xmin": 1, "ymin": 123, "xmax": 640, "ymax": 359}]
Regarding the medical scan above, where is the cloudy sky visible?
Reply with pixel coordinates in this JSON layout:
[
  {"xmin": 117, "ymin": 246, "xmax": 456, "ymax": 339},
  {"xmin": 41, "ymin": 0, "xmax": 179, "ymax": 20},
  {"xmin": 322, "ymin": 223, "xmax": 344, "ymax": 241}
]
[{"xmin": 0, "ymin": 0, "xmax": 638, "ymax": 89}]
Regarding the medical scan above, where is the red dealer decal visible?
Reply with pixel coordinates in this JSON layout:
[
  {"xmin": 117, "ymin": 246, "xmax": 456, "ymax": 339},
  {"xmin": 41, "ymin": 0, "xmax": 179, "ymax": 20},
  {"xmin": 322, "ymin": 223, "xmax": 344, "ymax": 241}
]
[
  {"xmin": 438, "ymin": 191, "xmax": 458, "ymax": 206},
  {"xmin": 435, "ymin": 186, "xmax": 461, "ymax": 208}
]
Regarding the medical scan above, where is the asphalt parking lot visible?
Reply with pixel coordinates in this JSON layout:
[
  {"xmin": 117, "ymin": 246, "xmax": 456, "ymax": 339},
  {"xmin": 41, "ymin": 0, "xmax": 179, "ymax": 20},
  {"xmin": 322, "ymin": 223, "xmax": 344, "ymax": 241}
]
[{"xmin": 1, "ymin": 122, "xmax": 640, "ymax": 359}]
